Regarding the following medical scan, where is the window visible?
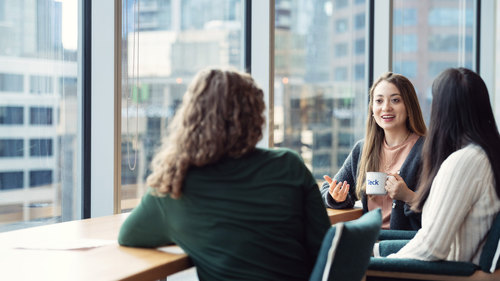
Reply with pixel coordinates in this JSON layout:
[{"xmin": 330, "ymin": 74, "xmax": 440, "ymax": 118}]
[
  {"xmin": 0, "ymin": 172, "xmax": 24, "ymax": 190},
  {"xmin": 312, "ymin": 154, "xmax": 331, "ymax": 168},
  {"xmin": 429, "ymin": 34, "xmax": 473, "ymax": 52},
  {"xmin": 274, "ymin": 1, "xmax": 368, "ymax": 181},
  {"xmin": 393, "ymin": 0, "xmax": 475, "ymax": 124},
  {"xmin": 335, "ymin": 67, "xmax": 348, "ymax": 81},
  {"xmin": 428, "ymin": 61, "xmax": 457, "ymax": 78},
  {"xmin": 355, "ymin": 64, "xmax": 365, "ymax": 80},
  {"xmin": 394, "ymin": 61, "xmax": 417, "ymax": 78},
  {"xmin": 30, "ymin": 75, "xmax": 53, "ymax": 94},
  {"xmin": 354, "ymin": 38, "xmax": 365, "ymax": 55},
  {"xmin": 0, "ymin": 139, "xmax": 23, "ymax": 157},
  {"xmin": 335, "ymin": 43, "xmax": 348, "ymax": 57},
  {"xmin": 29, "ymin": 170, "xmax": 53, "ymax": 188},
  {"xmin": 335, "ymin": 19, "xmax": 348, "ymax": 33},
  {"xmin": 29, "ymin": 139, "xmax": 53, "ymax": 157},
  {"xmin": 0, "ymin": 0, "xmax": 81, "ymax": 232},
  {"xmin": 0, "ymin": 106, "xmax": 23, "ymax": 125},
  {"xmin": 428, "ymin": 8, "xmax": 474, "ymax": 26},
  {"xmin": 354, "ymin": 13, "xmax": 365, "ymax": 30},
  {"xmin": 335, "ymin": 0, "xmax": 348, "ymax": 9},
  {"xmin": 30, "ymin": 107, "xmax": 53, "ymax": 125},
  {"xmin": 314, "ymin": 133, "xmax": 332, "ymax": 149},
  {"xmin": 58, "ymin": 77, "xmax": 77, "ymax": 96},
  {"xmin": 393, "ymin": 34, "xmax": 418, "ymax": 53},
  {"xmin": 394, "ymin": 9, "xmax": 417, "ymax": 26},
  {"xmin": 120, "ymin": 0, "xmax": 245, "ymax": 211},
  {"xmin": 0, "ymin": 73, "xmax": 23, "ymax": 92},
  {"xmin": 338, "ymin": 132, "xmax": 353, "ymax": 148}
]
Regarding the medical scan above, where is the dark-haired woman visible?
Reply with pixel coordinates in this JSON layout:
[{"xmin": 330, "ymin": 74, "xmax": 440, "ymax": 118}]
[
  {"xmin": 118, "ymin": 67, "xmax": 330, "ymax": 281},
  {"xmin": 388, "ymin": 67, "xmax": 500, "ymax": 264}
]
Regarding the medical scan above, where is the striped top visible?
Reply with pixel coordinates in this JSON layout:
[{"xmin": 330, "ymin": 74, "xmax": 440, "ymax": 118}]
[{"xmin": 389, "ymin": 144, "xmax": 500, "ymax": 264}]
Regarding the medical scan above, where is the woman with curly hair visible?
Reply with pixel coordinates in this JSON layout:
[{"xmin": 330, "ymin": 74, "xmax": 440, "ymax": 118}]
[{"xmin": 119, "ymin": 68, "xmax": 331, "ymax": 281}]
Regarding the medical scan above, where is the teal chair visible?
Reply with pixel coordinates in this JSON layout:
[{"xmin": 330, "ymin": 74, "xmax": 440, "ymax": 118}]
[
  {"xmin": 366, "ymin": 212, "xmax": 500, "ymax": 281},
  {"xmin": 310, "ymin": 208, "xmax": 382, "ymax": 281}
]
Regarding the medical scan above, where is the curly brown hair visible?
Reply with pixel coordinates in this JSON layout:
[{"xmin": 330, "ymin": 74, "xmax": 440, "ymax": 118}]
[{"xmin": 146, "ymin": 68, "xmax": 265, "ymax": 198}]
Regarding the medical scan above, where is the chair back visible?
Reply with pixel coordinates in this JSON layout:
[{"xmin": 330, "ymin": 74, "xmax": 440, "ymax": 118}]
[
  {"xmin": 479, "ymin": 212, "xmax": 500, "ymax": 273},
  {"xmin": 309, "ymin": 208, "xmax": 382, "ymax": 281}
]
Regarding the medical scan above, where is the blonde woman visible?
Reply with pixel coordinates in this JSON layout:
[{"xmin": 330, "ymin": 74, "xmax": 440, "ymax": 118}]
[
  {"xmin": 321, "ymin": 72, "xmax": 426, "ymax": 230},
  {"xmin": 119, "ymin": 68, "xmax": 331, "ymax": 281}
]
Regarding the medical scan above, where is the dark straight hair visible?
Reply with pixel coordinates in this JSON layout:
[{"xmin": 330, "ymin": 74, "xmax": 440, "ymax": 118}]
[{"xmin": 413, "ymin": 67, "xmax": 500, "ymax": 211}]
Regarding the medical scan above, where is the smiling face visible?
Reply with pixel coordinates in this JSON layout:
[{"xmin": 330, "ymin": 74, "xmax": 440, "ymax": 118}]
[{"xmin": 372, "ymin": 80, "xmax": 408, "ymax": 133}]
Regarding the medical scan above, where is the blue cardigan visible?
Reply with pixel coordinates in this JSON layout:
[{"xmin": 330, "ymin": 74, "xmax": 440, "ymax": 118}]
[{"xmin": 320, "ymin": 137, "xmax": 424, "ymax": 230}]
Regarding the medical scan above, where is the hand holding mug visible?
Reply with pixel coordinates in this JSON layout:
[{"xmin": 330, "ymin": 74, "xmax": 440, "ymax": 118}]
[
  {"xmin": 324, "ymin": 175, "xmax": 350, "ymax": 203},
  {"xmin": 385, "ymin": 173, "xmax": 415, "ymax": 203}
]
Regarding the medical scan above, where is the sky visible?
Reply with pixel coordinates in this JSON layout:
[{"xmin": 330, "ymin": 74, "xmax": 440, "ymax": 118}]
[{"xmin": 58, "ymin": 0, "xmax": 78, "ymax": 50}]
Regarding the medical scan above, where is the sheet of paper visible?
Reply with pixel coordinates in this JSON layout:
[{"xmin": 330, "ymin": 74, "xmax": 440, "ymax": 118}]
[
  {"xmin": 12, "ymin": 239, "xmax": 116, "ymax": 250},
  {"xmin": 157, "ymin": 245, "xmax": 185, "ymax": 254}
]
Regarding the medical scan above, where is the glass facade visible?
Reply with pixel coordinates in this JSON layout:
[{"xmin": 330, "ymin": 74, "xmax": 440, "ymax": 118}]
[
  {"xmin": 274, "ymin": 0, "xmax": 368, "ymax": 180},
  {"xmin": 120, "ymin": 0, "xmax": 245, "ymax": 211},
  {"xmin": 0, "ymin": 0, "xmax": 498, "ymax": 230},
  {"xmin": 0, "ymin": 0, "xmax": 80, "ymax": 232},
  {"xmin": 392, "ymin": 0, "xmax": 475, "ymax": 123}
]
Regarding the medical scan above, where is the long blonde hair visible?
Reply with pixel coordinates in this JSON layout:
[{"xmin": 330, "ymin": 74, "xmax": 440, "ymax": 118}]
[
  {"xmin": 146, "ymin": 68, "xmax": 265, "ymax": 198},
  {"xmin": 354, "ymin": 72, "xmax": 426, "ymax": 199}
]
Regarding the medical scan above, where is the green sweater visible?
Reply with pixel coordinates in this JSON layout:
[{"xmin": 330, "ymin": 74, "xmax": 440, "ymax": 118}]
[{"xmin": 118, "ymin": 148, "xmax": 330, "ymax": 281}]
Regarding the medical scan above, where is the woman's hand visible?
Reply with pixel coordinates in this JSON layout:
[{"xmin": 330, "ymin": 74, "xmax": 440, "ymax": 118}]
[
  {"xmin": 385, "ymin": 173, "xmax": 415, "ymax": 204},
  {"xmin": 323, "ymin": 175, "xmax": 350, "ymax": 203}
]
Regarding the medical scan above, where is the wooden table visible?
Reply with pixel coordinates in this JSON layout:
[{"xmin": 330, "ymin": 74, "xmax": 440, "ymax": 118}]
[
  {"xmin": 0, "ymin": 213, "xmax": 192, "ymax": 281},
  {"xmin": 327, "ymin": 207, "xmax": 363, "ymax": 225}
]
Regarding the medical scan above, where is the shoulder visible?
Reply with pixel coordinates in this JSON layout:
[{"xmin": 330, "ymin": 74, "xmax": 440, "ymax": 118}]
[
  {"xmin": 254, "ymin": 147, "xmax": 303, "ymax": 163},
  {"xmin": 439, "ymin": 144, "xmax": 490, "ymax": 178},
  {"xmin": 444, "ymin": 144, "xmax": 488, "ymax": 166},
  {"xmin": 351, "ymin": 139, "xmax": 364, "ymax": 155}
]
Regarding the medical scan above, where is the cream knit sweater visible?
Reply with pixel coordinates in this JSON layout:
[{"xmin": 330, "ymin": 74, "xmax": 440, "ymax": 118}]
[{"xmin": 389, "ymin": 144, "xmax": 500, "ymax": 264}]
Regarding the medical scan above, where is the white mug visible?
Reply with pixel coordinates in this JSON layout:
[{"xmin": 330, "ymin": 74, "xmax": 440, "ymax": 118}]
[{"xmin": 366, "ymin": 172, "xmax": 388, "ymax": 195}]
